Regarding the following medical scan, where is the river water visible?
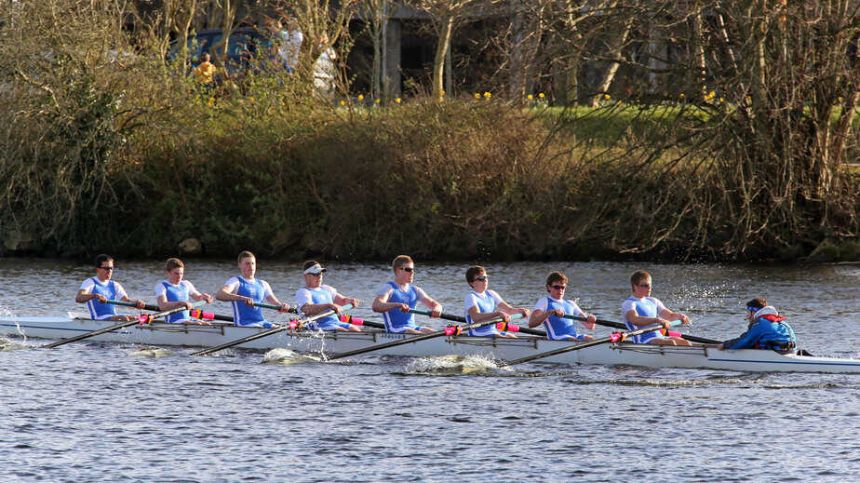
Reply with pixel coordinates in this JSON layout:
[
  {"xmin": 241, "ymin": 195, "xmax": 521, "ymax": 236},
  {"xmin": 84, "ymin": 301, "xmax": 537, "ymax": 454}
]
[{"xmin": 1, "ymin": 258, "xmax": 858, "ymax": 482}]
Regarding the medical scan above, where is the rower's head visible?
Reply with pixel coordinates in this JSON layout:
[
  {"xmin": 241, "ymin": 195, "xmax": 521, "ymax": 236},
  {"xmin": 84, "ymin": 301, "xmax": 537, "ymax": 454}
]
[
  {"xmin": 165, "ymin": 258, "xmax": 185, "ymax": 284},
  {"xmin": 392, "ymin": 255, "xmax": 415, "ymax": 282},
  {"xmin": 303, "ymin": 259, "xmax": 326, "ymax": 287},
  {"xmin": 630, "ymin": 270, "xmax": 652, "ymax": 297},
  {"xmin": 746, "ymin": 296, "xmax": 767, "ymax": 320},
  {"xmin": 237, "ymin": 251, "xmax": 256, "ymax": 279},
  {"xmin": 546, "ymin": 271, "xmax": 568, "ymax": 297},
  {"xmin": 94, "ymin": 254, "xmax": 115, "ymax": 281},
  {"xmin": 466, "ymin": 266, "xmax": 488, "ymax": 291}
]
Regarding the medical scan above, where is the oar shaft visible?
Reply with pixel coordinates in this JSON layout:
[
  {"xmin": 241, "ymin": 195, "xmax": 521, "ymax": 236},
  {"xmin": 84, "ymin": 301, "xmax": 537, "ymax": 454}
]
[
  {"xmin": 502, "ymin": 320, "xmax": 683, "ymax": 366},
  {"xmin": 564, "ymin": 315, "xmax": 720, "ymax": 345},
  {"xmin": 192, "ymin": 304, "xmax": 353, "ymax": 356},
  {"xmin": 45, "ymin": 301, "xmax": 206, "ymax": 348},
  {"xmin": 409, "ymin": 308, "xmax": 466, "ymax": 323},
  {"xmin": 106, "ymin": 299, "xmax": 234, "ymax": 322},
  {"xmin": 328, "ymin": 313, "xmax": 524, "ymax": 361}
]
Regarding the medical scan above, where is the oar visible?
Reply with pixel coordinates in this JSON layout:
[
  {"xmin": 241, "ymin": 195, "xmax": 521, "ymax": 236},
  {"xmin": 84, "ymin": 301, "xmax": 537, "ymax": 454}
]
[
  {"xmin": 106, "ymin": 299, "xmax": 233, "ymax": 323},
  {"xmin": 409, "ymin": 308, "xmax": 546, "ymax": 336},
  {"xmin": 254, "ymin": 301, "xmax": 299, "ymax": 313},
  {"xmin": 192, "ymin": 304, "xmax": 353, "ymax": 356},
  {"xmin": 44, "ymin": 301, "xmax": 207, "ymax": 349},
  {"xmin": 500, "ymin": 320, "xmax": 683, "ymax": 367},
  {"xmin": 327, "ymin": 313, "xmax": 525, "ymax": 361},
  {"xmin": 563, "ymin": 315, "xmax": 720, "ymax": 344}
]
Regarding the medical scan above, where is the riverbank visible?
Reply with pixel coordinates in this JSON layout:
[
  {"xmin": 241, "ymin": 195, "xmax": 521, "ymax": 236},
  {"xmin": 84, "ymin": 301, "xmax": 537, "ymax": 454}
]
[{"xmin": 2, "ymin": 92, "xmax": 859, "ymax": 263}]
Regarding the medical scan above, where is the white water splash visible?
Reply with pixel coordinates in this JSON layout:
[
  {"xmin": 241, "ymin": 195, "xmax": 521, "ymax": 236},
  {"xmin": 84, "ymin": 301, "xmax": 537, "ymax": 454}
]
[
  {"xmin": 0, "ymin": 336, "xmax": 29, "ymax": 351},
  {"xmin": 262, "ymin": 348, "xmax": 320, "ymax": 365},
  {"xmin": 405, "ymin": 354, "xmax": 506, "ymax": 375},
  {"xmin": 129, "ymin": 346, "xmax": 171, "ymax": 358}
]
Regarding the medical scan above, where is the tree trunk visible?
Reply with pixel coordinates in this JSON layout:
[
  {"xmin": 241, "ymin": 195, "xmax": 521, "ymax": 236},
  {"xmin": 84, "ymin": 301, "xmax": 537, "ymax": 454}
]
[{"xmin": 433, "ymin": 14, "xmax": 454, "ymax": 102}]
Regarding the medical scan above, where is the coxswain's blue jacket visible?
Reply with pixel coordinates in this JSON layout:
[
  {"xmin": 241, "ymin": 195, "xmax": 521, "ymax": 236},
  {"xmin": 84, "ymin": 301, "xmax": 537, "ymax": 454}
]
[{"xmin": 723, "ymin": 306, "xmax": 797, "ymax": 352}]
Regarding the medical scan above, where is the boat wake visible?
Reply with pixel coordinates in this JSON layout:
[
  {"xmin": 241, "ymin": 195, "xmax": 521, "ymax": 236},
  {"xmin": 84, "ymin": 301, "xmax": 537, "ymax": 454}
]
[
  {"xmin": 262, "ymin": 348, "xmax": 321, "ymax": 365},
  {"xmin": 129, "ymin": 346, "xmax": 171, "ymax": 358},
  {"xmin": 402, "ymin": 354, "xmax": 507, "ymax": 376}
]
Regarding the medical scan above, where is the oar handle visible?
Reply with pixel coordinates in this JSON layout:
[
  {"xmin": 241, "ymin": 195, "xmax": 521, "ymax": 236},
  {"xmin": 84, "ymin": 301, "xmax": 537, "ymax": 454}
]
[
  {"xmin": 564, "ymin": 315, "xmax": 720, "ymax": 345},
  {"xmin": 337, "ymin": 314, "xmax": 384, "ymax": 329},
  {"xmin": 254, "ymin": 302, "xmax": 299, "ymax": 313},
  {"xmin": 408, "ymin": 308, "xmax": 467, "ymax": 323},
  {"xmin": 444, "ymin": 312, "xmax": 525, "ymax": 337},
  {"xmin": 502, "ymin": 320, "xmax": 683, "ymax": 367},
  {"xmin": 138, "ymin": 300, "xmax": 207, "ymax": 324}
]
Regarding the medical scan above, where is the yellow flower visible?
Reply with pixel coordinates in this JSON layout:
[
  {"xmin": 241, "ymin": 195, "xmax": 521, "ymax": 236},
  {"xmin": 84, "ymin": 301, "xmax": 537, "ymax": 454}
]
[
  {"xmin": 339, "ymin": 100, "xmax": 346, "ymax": 107},
  {"xmin": 718, "ymin": 97, "xmax": 725, "ymax": 104},
  {"xmin": 679, "ymin": 93, "xmax": 686, "ymax": 99},
  {"xmin": 538, "ymin": 92, "xmax": 545, "ymax": 99},
  {"xmin": 483, "ymin": 91, "xmax": 492, "ymax": 99},
  {"xmin": 207, "ymin": 96, "xmax": 215, "ymax": 107},
  {"xmin": 527, "ymin": 94, "xmax": 534, "ymax": 101},
  {"xmin": 603, "ymin": 94, "xmax": 611, "ymax": 101},
  {"xmin": 395, "ymin": 97, "xmax": 401, "ymax": 104},
  {"xmin": 474, "ymin": 92, "xmax": 481, "ymax": 100},
  {"xmin": 374, "ymin": 98, "xmax": 381, "ymax": 105},
  {"xmin": 357, "ymin": 94, "xmax": 365, "ymax": 102}
]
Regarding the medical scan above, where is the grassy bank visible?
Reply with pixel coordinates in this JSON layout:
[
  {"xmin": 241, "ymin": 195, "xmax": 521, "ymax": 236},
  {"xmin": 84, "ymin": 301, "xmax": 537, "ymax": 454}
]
[{"xmin": 1, "ymin": 23, "xmax": 858, "ymax": 262}]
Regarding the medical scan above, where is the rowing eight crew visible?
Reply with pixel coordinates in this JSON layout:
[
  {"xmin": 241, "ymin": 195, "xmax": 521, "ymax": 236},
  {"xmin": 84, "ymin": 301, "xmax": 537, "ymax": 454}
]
[{"xmin": 75, "ymin": 253, "xmax": 798, "ymax": 352}]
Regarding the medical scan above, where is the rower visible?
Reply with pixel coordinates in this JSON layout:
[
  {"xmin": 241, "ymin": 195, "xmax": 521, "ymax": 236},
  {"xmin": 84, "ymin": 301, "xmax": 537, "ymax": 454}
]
[
  {"xmin": 622, "ymin": 270, "xmax": 693, "ymax": 346},
  {"xmin": 463, "ymin": 265, "xmax": 529, "ymax": 338},
  {"xmin": 717, "ymin": 297, "xmax": 797, "ymax": 352},
  {"xmin": 154, "ymin": 258, "xmax": 214, "ymax": 324},
  {"xmin": 216, "ymin": 251, "xmax": 292, "ymax": 327},
  {"xmin": 295, "ymin": 260, "xmax": 362, "ymax": 331},
  {"xmin": 529, "ymin": 271, "xmax": 596, "ymax": 341},
  {"xmin": 371, "ymin": 255, "xmax": 442, "ymax": 334},
  {"xmin": 75, "ymin": 254, "xmax": 146, "ymax": 321}
]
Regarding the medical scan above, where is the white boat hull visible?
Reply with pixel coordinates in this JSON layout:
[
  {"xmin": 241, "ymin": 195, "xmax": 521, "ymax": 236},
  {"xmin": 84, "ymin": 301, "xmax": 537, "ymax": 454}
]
[{"xmin": 2, "ymin": 316, "xmax": 859, "ymax": 374}]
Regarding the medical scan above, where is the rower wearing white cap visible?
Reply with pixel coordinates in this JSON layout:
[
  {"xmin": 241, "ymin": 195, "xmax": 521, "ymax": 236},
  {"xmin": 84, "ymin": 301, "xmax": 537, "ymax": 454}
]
[
  {"xmin": 295, "ymin": 260, "xmax": 362, "ymax": 331},
  {"xmin": 216, "ymin": 250, "xmax": 292, "ymax": 327},
  {"xmin": 372, "ymin": 255, "xmax": 442, "ymax": 334}
]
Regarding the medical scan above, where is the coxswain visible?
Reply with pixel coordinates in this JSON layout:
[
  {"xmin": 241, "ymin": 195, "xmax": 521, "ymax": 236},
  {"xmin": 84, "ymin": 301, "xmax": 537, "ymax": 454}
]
[{"xmin": 718, "ymin": 297, "xmax": 797, "ymax": 352}]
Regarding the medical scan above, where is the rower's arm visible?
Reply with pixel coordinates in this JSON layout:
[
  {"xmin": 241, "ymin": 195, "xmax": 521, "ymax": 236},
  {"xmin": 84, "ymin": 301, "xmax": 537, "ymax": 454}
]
[
  {"xmin": 372, "ymin": 291, "xmax": 397, "ymax": 313},
  {"xmin": 625, "ymin": 309, "xmax": 668, "ymax": 328},
  {"xmin": 75, "ymin": 288, "xmax": 102, "ymax": 304},
  {"xmin": 216, "ymin": 284, "xmax": 251, "ymax": 304},
  {"xmin": 468, "ymin": 305, "xmax": 508, "ymax": 323},
  {"xmin": 498, "ymin": 300, "xmax": 530, "ymax": 318},
  {"xmin": 419, "ymin": 294, "xmax": 442, "ymax": 317},
  {"xmin": 333, "ymin": 293, "xmax": 360, "ymax": 308},
  {"xmin": 659, "ymin": 308, "xmax": 690, "ymax": 324}
]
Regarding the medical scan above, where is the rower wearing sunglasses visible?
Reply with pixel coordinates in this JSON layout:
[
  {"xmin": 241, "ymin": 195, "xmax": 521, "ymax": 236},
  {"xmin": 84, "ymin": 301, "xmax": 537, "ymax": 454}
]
[
  {"xmin": 75, "ymin": 254, "xmax": 146, "ymax": 321},
  {"xmin": 463, "ymin": 265, "xmax": 529, "ymax": 338},
  {"xmin": 371, "ymin": 255, "xmax": 442, "ymax": 334},
  {"xmin": 529, "ymin": 271, "xmax": 596, "ymax": 341},
  {"xmin": 622, "ymin": 270, "xmax": 692, "ymax": 346}
]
